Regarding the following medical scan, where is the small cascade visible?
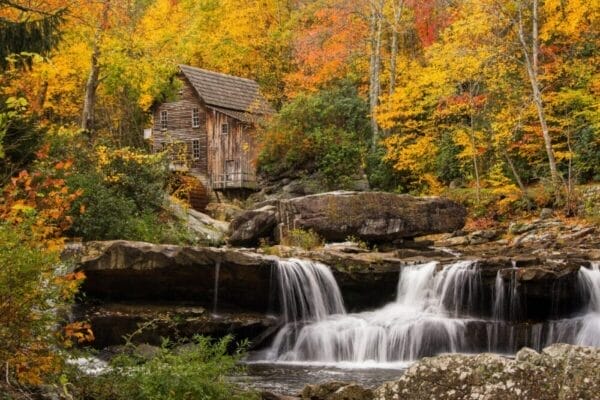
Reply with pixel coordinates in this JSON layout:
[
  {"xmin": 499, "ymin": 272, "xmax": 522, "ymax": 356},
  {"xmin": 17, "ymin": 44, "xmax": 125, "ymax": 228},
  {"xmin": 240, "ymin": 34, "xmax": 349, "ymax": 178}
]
[
  {"xmin": 275, "ymin": 259, "xmax": 345, "ymax": 323},
  {"xmin": 490, "ymin": 267, "xmax": 522, "ymax": 322},
  {"xmin": 212, "ymin": 261, "xmax": 221, "ymax": 316},
  {"xmin": 575, "ymin": 262, "xmax": 600, "ymax": 346},
  {"xmin": 254, "ymin": 259, "xmax": 600, "ymax": 366},
  {"xmin": 434, "ymin": 260, "xmax": 481, "ymax": 316}
]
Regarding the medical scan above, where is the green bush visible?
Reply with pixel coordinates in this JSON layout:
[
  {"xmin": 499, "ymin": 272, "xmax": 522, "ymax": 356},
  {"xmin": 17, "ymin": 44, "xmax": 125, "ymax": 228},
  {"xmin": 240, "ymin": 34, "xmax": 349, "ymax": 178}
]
[
  {"xmin": 56, "ymin": 138, "xmax": 195, "ymax": 244},
  {"xmin": 75, "ymin": 336, "xmax": 258, "ymax": 400},
  {"xmin": 281, "ymin": 228, "xmax": 324, "ymax": 250},
  {"xmin": 258, "ymin": 80, "xmax": 370, "ymax": 188}
]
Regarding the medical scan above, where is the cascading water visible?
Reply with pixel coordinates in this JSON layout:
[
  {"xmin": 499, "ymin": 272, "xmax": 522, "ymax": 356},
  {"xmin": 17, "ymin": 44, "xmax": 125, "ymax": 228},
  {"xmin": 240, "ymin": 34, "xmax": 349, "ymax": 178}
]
[
  {"xmin": 275, "ymin": 259, "xmax": 345, "ymax": 323},
  {"xmin": 574, "ymin": 262, "xmax": 600, "ymax": 346},
  {"xmin": 261, "ymin": 260, "xmax": 479, "ymax": 364},
  {"xmin": 486, "ymin": 262, "xmax": 600, "ymax": 352},
  {"xmin": 254, "ymin": 259, "xmax": 600, "ymax": 367}
]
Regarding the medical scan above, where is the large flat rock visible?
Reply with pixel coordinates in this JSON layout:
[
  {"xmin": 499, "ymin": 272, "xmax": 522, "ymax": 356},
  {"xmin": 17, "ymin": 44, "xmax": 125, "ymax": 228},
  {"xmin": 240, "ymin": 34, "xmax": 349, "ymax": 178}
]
[
  {"xmin": 229, "ymin": 191, "xmax": 467, "ymax": 246},
  {"xmin": 279, "ymin": 191, "xmax": 467, "ymax": 243}
]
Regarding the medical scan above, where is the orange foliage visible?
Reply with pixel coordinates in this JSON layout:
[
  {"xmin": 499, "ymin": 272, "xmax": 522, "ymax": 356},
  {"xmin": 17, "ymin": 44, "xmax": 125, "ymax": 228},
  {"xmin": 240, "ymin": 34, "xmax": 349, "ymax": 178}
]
[
  {"xmin": 284, "ymin": 2, "xmax": 368, "ymax": 96},
  {"xmin": 0, "ymin": 146, "xmax": 82, "ymax": 250},
  {"xmin": 63, "ymin": 321, "xmax": 95, "ymax": 348}
]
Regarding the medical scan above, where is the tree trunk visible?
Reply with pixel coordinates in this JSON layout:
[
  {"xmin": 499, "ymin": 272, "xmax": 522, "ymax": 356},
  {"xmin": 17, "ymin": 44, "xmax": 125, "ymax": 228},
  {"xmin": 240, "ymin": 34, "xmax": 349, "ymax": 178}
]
[
  {"xmin": 389, "ymin": 0, "xmax": 404, "ymax": 96},
  {"xmin": 35, "ymin": 81, "xmax": 48, "ymax": 113},
  {"xmin": 81, "ymin": 0, "xmax": 110, "ymax": 138},
  {"xmin": 81, "ymin": 40, "xmax": 100, "ymax": 133},
  {"xmin": 389, "ymin": 28, "xmax": 398, "ymax": 96},
  {"xmin": 503, "ymin": 150, "xmax": 526, "ymax": 193},
  {"xmin": 468, "ymin": 89, "xmax": 481, "ymax": 204},
  {"xmin": 369, "ymin": 0, "xmax": 383, "ymax": 150},
  {"xmin": 517, "ymin": 1, "xmax": 561, "ymax": 187}
]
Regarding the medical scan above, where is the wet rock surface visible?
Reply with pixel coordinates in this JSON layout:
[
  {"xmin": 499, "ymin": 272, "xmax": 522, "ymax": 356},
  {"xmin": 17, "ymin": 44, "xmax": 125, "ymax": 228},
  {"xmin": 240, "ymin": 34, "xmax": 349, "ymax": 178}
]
[
  {"xmin": 75, "ymin": 241, "xmax": 275, "ymax": 313},
  {"xmin": 73, "ymin": 240, "xmax": 598, "ymax": 321},
  {"xmin": 74, "ymin": 302, "xmax": 277, "ymax": 348},
  {"xmin": 374, "ymin": 344, "xmax": 600, "ymax": 400},
  {"xmin": 301, "ymin": 381, "xmax": 373, "ymax": 400}
]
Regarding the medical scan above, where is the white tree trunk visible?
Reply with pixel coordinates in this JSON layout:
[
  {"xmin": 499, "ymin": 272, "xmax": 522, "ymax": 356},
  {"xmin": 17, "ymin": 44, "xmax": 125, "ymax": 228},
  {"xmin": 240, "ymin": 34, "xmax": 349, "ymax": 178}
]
[
  {"xmin": 369, "ymin": 0, "xmax": 383, "ymax": 149},
  {"xmin": 517, "ymin": 0, "xmax": 561, "ymax": 185}
]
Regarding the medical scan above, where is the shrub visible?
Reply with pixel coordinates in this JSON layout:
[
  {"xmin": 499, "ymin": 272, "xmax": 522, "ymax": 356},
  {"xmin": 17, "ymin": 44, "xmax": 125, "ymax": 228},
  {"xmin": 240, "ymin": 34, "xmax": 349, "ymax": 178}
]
[
  {"xmin": 0, "ymin": 224, "xmax": 64, "ymax": 386},
  {"xmin": 0, "ymin": 164, "xmax": 83, "ymax": 387},
  {"xmin": 75, "ymin": 336, "xmax": 258, "ymax": 400},
  {"xmin": 57, "ymin": 138, "xmax": 194, "ymax": 244},
  {"xmin": 281, "ymin": 228, "xmax": 324, "ymax": 250}
]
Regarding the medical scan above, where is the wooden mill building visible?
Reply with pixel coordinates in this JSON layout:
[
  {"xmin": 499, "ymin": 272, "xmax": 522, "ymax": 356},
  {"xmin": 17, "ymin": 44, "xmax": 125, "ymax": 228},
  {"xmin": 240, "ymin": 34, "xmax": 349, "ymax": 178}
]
[{"xmin": 149, "ymin": 65, "xmax": 273, "ymax": 208}]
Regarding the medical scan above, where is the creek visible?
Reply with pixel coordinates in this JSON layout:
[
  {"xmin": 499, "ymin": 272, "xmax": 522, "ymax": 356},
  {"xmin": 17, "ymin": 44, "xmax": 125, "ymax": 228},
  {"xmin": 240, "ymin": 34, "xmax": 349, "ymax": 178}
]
[{"xmin": 240, "ymin": 259, "xmax": 600, "ymax": 394}]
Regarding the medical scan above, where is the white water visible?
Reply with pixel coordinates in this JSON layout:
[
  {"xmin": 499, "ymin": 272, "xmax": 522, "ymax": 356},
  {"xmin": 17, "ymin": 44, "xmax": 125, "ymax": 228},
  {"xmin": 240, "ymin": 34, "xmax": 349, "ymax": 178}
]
[
  {"xmin": 261, "ymin": 260, "xmax": 477, "ymax": 364},
  {"xmin": 275, "ymin": 259, "xmax": 345, "ymax": 323},
  {"xmin": 254, "ymin": 259, "xmax": 600, "ymax": 367},
  {"xmin": 575, "ymin": 262, "xmax": 600, "ymax": 346}
]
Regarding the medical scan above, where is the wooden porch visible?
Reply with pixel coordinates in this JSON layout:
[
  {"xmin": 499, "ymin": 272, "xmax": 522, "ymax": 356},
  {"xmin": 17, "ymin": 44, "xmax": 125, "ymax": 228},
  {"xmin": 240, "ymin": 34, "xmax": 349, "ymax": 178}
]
[{"xmin": 211, "ymin": 172, "xmax": 258, "ymax": 190}]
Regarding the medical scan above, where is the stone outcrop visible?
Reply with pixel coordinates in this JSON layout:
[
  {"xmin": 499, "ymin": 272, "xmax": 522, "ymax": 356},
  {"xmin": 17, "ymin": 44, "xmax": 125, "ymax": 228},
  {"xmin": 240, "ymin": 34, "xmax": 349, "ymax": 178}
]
[
  {"xmin": 75, "ymin": 303, "xmax": 276, "ymax": 348},
  {"xmin": 278, "ymin": 192, "xmax": 467, "ymax": 243},
  {"xmin": 229, "ymin": 191, "xmax": 467, "ymax": 246},
  {"xmin": 228, "ymin": 205, "xmax": 278, "ymax": 246},
  {"xmin": 71, "ymin": 241, "xmax": 597, "ymax": 348},
  {"xmin": 75, "ymin": 241, "xmax": 276, "ymax": 313},
  {"xmin": 74, "ymin": 241, "xmax": 594, "ymax": 320},
  {"xmin": 374, "ymin": 344, "xmax": 600, "ymax": 400}
]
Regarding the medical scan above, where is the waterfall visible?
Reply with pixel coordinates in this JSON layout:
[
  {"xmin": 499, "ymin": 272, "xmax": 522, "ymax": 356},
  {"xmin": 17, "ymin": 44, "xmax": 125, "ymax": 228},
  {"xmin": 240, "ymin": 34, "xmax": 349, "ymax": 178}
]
[
  {"xmin": 262, "ymin": 260, "xmax": 477, "ymax": 364},
  {"xmin": 434, "ymin": 260, "xmax": 481, "ymax": 316},
  {"xmin": 490, "ymin": 268, "xmax": 522, "ymax": 322},
  {"xmin": 275, "ymin": 259, "xmax": 346, "ymax": 323},
  {"xmin": 575, "ymin": 262, "xmax": 600, "ymax": 346},
  {"xmin": 254, "ymin": 259, "xmax": 600, "ymax": 366}
]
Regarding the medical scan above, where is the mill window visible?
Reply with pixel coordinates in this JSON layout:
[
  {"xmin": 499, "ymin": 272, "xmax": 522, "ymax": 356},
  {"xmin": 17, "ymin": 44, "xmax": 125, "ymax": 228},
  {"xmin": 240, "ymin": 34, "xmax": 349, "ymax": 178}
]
[
  {"xmin": 221, "ymin": 123, "xmax": 229, "ymax": 134},
  {"xmin": 160, "ymin": 110, "xmax": 168, "ymax": 130},
  {"xmin": 192, "ymin": 139, "xmax": 201, "ymax": 160},
  {"xmin": 192, "ymin": 108, "xmax": 200, "ymax": 128}
]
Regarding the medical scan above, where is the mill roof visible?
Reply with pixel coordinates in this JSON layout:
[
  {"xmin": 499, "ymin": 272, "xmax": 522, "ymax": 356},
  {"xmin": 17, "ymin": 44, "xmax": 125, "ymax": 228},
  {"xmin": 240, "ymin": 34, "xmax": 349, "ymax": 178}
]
[{"xmin": 179, "ymin": 65, "xmax": 273, "ymax": 116}]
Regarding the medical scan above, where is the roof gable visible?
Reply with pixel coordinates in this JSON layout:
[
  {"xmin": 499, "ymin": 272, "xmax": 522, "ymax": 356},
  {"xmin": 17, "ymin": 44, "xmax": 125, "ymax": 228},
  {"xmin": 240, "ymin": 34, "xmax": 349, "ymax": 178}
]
[{"xmin": 179, "ymin": 65, "xmax": 273, "ymax": 115}]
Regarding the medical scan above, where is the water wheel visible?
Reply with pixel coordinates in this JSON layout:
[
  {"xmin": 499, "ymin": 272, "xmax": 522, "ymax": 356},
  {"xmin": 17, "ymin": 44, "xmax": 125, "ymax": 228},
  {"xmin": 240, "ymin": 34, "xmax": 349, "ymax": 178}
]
[{"xmin": 179, "ymin": 174, "xmax": 209, "ymax": 211}]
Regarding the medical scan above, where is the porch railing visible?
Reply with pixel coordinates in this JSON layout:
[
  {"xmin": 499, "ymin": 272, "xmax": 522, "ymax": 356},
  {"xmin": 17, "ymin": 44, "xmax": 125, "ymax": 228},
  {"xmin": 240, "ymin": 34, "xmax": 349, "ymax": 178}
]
[{"xmin": 211, "ymin": 172, "xmax": 258, "ymax": 190}]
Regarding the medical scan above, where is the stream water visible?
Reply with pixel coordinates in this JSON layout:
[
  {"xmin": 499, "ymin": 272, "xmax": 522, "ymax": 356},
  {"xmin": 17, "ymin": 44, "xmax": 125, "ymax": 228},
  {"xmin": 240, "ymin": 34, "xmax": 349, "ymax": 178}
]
[{"xmin": 243, "ymin": 259, "xmax": 600, "ymax": 395}]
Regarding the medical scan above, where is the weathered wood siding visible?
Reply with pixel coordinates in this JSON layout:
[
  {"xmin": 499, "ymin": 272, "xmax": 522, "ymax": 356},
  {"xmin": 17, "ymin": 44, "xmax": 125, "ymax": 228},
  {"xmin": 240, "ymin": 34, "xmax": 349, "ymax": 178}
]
[
  {"xmin": 207, "ymin": 109, "xmax": 258, "ymax": 189},
  {"xmin": 152, "ymin": 75, "xmax": 208, "ymax": 175}
]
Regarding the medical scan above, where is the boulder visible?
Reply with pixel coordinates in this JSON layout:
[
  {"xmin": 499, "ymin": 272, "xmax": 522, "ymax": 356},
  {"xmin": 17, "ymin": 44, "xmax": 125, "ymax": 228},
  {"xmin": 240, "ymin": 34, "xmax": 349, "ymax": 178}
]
[
  {"xmin": 302, "ymin": 381, "xmax": 373, "ymax": 400},
  {"xmin": 279, "ymin": 192, "xmax": 466, "ymax": 243},
  {"xmin": 230, "ymin": 192, "xmax": 467, "ymax": 246},
  {"xmin": 167, "ymin": 197, "xmax": 229, "ymax": 244},
  {"xmin": 374, "ymin": 344, "xmax": 600, "ymax": 400},
  {"xmin": 228, "ymin": 205, "xmax": 278, "ymax": 246}
]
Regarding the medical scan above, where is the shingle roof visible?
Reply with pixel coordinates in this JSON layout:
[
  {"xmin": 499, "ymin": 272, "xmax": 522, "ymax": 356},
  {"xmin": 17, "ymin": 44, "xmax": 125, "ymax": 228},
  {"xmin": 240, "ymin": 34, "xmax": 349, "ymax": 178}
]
[{"xmin": 179, "ymin": 65, "xmax": 273, "ymax": 115}]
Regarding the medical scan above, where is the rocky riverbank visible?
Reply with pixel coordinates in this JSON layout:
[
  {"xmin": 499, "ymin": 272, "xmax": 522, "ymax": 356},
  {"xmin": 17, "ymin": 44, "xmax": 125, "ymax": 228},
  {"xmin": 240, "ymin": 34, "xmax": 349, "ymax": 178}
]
[{"xmin": 292, "ymin": 344, "xmax": 600, "ymax": 400}]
